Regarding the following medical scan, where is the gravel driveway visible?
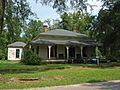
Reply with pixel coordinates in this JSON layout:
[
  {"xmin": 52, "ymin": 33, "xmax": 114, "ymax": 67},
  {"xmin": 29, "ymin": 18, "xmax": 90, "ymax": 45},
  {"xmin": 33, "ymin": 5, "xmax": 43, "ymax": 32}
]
[{"xmin": 16, "ymin": 80, "xmax": 120, "ymax": 90}]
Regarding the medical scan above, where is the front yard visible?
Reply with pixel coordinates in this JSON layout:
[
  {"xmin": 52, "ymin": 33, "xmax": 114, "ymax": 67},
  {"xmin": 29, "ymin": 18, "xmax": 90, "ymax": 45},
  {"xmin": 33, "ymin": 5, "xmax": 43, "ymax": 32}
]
[
  {"xmin": 0, "ymin": 60, "xmax": 120, "ymax": 89},
  {"xmin": 0, "ymin": 60, "xmax": 69, "ymax": 69}
]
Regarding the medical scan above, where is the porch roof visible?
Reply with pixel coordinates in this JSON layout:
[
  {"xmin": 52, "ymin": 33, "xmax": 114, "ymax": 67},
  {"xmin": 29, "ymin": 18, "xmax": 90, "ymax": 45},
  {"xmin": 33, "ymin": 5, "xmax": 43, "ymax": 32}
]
[
  {"xmin": 31, "ymin": 39, "xmax": 54, "ymax": 45},
  {"xmin": 31, "ymin": 39, "xmax": 99, "ymax": 46}
]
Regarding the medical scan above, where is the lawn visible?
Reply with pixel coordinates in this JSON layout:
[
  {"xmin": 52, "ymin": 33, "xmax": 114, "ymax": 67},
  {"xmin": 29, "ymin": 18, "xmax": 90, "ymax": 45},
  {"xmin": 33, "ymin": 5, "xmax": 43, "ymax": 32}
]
[
  {"xmin": 0, "ymin": 61, "xmax": 120, "ymax": 89},
  {"xmin": 0, "ymin": 60, "xmax": 97, "ymax": 69},
  {"xmin": 0, "ymin": 60, "xmax": 65, "ymax": 69}
]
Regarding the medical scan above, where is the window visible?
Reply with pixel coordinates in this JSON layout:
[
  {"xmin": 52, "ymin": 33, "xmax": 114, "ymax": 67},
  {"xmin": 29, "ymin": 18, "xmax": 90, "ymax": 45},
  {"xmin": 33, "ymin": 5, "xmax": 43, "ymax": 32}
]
[{"xmin": 16, "ymin": 49, "xmax": 20, "ymax": 58}]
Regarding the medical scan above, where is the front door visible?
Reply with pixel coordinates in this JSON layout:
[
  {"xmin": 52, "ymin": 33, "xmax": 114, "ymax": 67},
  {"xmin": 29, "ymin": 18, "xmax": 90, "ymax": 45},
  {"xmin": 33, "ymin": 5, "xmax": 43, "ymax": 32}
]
[{"xmin": 69, "ymin": 47, "xmax": 75, "ymax": 59}]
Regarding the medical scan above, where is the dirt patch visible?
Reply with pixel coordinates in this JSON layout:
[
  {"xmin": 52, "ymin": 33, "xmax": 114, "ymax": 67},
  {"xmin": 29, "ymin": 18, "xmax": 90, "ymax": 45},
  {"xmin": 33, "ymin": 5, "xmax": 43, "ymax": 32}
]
[
  {"xmin": 0, "ymin": 76, "xmax": 3, "ymax": 80},
  {"xmin": 68, "ymin": 67, "xmax": 83, "ymax": 70},
  {"xmin": 82, "ymin": 66, "xmax": 99, "ymax": 68},
  {"xmin": 8, "ymin": 76, "xmax": 64, "ymax": 84},
  {"xmin": 110, "ymin": 64, "xmax": 120, "ymax": 66},
  {"xmin": 19, "ymin": 78, "xmax": 39, "ymax": 81}
]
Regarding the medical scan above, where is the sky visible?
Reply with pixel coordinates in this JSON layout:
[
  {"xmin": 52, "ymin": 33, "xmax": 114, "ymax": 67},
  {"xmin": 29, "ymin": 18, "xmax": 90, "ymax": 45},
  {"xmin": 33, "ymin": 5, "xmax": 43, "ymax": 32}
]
[{"xmin": 27, "ymin": 0, "xmax": 103, "ymax": 22}]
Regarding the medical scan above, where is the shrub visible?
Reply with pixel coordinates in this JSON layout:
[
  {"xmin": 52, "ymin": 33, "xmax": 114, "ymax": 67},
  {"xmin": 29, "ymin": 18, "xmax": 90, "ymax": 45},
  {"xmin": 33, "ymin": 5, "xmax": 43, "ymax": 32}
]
[
  {"xmin": 0, "ymin": 49, "xmax": 6, "ymax": 60},
  {"xmin": 21, "ymin": 49, "xmax": 43, "ymax": 65}
]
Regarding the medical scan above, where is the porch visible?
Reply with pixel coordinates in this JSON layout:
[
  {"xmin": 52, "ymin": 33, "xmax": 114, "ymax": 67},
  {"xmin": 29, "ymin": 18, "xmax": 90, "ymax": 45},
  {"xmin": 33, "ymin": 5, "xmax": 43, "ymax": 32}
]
[{"xmin": 30, "ymin": 44, "xmax": 96, "ymax": 63}]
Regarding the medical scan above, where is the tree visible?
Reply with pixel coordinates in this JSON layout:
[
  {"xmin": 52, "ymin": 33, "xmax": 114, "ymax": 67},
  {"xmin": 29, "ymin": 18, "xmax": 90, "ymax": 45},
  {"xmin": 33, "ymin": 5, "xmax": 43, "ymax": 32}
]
[
  {"xmin": 22, "ymin": 19, "xmax": 43, "ymax": 42},
  {"xmin": 51, "ymin": 11, "xmax": 92, "ymax": 35},
  {"xmin": 94, "ymin": 0, "xmax": 120, "ymax": 60},
  {"xmin": 51, "ymin": 19, "xmax": 61, "ymax": 29},
  {"xmin": 0, "ymin": 29, "xmax": 8, "ymax": 59},
  {"xmin": 60, "ymin": 12, "xmax": 72, "ymax": 30},
  {"xmin": 0, "ymin": 0, "xmax": 33, "ymax": 60},
  {"xmin": 1, "ymin": 0, "xmax": 94, "ymax": 33},
  {"xmin": 0, "ymin": 0, "xmax": 5, "ymax": 33},
  {"xmin": 39, "ymin": 0, "xmax": 87, "ymax": 12},
  {"xmin": 0, "ymin": 0, "xmax": 33, "ymax": 34},
  {"xmin": 4, "ymin": 0, "xmax": 33, "ymax": 43}
]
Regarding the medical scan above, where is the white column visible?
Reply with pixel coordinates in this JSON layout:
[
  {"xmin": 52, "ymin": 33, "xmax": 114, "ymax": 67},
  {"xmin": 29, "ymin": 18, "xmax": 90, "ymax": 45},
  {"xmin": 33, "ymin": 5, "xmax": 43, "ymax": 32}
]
[
  {"xmin": 29, "ymin": 44, "xmax": 31, "ymax": 49},
  {"xmin": 80, "ymin": 46, "xmax": 83, "ymax": 58},
  {"xmin": 48, "ymin": 45, "xmax": 52, "ymax": 59},
  {"xmin": 66, "ymin": 46, "xmax": 69, "ymax": 60},
  {"xmin": 96, "ymin": 46, "xmax": 99, "ymax": 58},
  {"xmin": 96, "ymin": 46, "xmax": 99, "ymax": 65}
]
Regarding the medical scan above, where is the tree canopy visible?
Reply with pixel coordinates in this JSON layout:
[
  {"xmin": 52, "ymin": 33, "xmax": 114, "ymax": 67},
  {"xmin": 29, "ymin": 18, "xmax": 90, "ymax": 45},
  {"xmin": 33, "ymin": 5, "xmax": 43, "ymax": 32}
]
[
  {"xmin": 51, "ymin": 11, "xmax": 92, "ymax": 35},
  {"xmin": 22, "ymin": 19, "xmax": 43, "ymax": 42},
  {"xmin": 38, "ymin": 0, "xmax": 87, "ymax": 12},
  {"xmin": 92, "ymin": 0, "xmax": 120, "ymax": 60},
  {"xmin": 0, "ymin": 0, "xmax": 34, "ymax": 59}
]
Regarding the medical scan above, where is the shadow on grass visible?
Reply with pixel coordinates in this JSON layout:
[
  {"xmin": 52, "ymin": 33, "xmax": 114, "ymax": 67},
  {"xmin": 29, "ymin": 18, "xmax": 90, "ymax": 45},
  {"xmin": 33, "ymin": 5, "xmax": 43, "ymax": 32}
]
[{"xmin": 87, "ymin": 80, "xmax": 104, "ymax": 83}]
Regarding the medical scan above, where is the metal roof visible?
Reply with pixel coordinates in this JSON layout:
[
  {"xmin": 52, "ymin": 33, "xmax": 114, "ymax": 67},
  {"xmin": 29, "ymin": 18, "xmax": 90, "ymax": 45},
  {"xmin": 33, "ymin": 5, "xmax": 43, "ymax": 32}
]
[
  {"xmin": 30, "ymin": 29, "xmax": 100, "ymax": 46},
  {"xmin": 8, "ymin": 42, "xmax": 26, "ymax": 48},
  {"xmin": 40, "ymin": 29, "xmax": 88, "ymax": 38}
]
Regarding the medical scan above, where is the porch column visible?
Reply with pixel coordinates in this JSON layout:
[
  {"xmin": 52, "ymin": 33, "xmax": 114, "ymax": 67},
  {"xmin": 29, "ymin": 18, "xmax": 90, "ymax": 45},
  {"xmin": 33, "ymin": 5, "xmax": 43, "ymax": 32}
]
[
  {"xmin": 29, "ymin": 44, "xmax": 31, "ymax": 49},
  {"xmin": 48, "ymin": 45, "xmax": 52, "ymax": 59},
  {"xmin": 66, "ymin": 46, "xmax": 69, "ymax": 60},
  {"xmin": 96, "ymin": 46, "xmax": 99, "ymax": 58},
  {"xmin": 96, "ymin": 46, "xmax": 99, "ymax": 65},
  {"xmin": 80, "ymin": 46, "xmax": 83, "ymax": 58}
]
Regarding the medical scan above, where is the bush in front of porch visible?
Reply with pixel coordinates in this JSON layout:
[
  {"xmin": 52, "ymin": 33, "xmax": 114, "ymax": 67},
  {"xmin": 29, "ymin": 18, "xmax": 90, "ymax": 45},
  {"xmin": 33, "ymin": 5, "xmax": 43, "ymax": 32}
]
[{"xmin": 21, "ymin": 50, "xmax": 43, "ymax": 65}]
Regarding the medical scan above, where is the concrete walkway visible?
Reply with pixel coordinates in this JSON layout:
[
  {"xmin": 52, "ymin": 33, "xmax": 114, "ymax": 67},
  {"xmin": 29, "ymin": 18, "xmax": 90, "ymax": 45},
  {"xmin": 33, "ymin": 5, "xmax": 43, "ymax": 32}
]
[{"xmin": 20, "ymin": 80, "xmax": 120, "ymax": 90}]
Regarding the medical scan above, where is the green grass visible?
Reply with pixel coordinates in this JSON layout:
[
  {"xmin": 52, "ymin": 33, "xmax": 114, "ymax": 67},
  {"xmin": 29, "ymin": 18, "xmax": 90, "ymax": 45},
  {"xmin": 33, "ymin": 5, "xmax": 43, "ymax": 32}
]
[
  {"xmin": 0, "ymin": 60, "xmax": 67, "ymax": 69},
  {"xmin": 0, "ymin": 66, "xmax": 120, "ymax": 89},
  {"xmin": 0, "ymin": 60, "xmax": 97, "ymax": 69},
  {"xmin": 0, "ymin": 60, "xmax": 120, "ymax": 89}
]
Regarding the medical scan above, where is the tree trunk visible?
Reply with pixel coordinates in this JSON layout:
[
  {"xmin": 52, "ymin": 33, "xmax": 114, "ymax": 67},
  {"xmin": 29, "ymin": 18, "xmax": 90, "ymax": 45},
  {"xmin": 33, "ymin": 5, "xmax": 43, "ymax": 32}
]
[{"xmin": 0, "ymin": 0, "xmax": 5, "ymax": 34}]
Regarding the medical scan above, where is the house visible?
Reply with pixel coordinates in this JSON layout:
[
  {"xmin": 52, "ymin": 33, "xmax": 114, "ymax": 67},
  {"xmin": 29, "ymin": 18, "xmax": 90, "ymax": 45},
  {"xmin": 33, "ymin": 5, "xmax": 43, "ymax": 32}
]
[
  {"xmin": 8, "ymin": 42, "xmax": 26, "ymax": 60},
  {"xmin": 29, "ymin": 26, "xmax": 99, "ymax": 63}
]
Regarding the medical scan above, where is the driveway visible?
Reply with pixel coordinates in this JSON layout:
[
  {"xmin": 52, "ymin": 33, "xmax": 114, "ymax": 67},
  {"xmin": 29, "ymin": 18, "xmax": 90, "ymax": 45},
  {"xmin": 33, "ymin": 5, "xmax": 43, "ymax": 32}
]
[{"xmin": 20, "ymin": 80, "xmax": 120, "ymax": 90}]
